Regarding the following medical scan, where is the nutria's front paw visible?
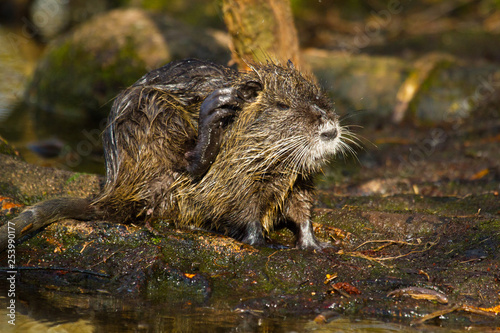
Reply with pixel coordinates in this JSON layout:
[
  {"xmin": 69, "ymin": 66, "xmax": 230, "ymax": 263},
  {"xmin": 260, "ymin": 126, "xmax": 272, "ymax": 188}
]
[
  {"xmin": 186, "ymin": 87, "xmax": 244, "ymax": 178},
  {"xmin": 198, "ymin": 87, "xmax": 244, "ymax": 127}
]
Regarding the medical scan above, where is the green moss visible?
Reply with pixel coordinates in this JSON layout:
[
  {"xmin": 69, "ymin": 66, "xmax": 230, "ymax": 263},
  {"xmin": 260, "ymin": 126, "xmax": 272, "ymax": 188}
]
[
  {"xmin": 0, "ymin": 138, "xmax": 21, "ymax": 159},
  {"xmin": 150, "ymin": 237, "xmax": 162, "ymax": 246},
  {"xmin": 20, "ymin": 194, "xmax": 47, "ymax": 206},
  {"xmin": 65, "ymin": 173, "xmax": 84, "ymax": 184}
]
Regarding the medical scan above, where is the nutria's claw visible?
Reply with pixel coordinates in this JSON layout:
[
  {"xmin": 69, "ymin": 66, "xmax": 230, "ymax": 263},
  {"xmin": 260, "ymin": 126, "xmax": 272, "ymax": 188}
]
[
  {"xmin": 295, "ymin": 239, "xmax": 333, "ymax": 251},
  {"xmin": 236, "ymin": 90, "xmax": 246, "ymax": 102},
  {"xmin": 199, "ymin": 87, "xmax": 244, "ymax": 125}
]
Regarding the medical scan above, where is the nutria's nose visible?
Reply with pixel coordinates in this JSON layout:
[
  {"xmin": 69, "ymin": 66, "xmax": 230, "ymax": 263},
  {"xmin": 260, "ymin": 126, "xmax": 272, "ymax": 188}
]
[{"xmin": 320, "ymin": 127, "xmax": 338, "ymax": 141}]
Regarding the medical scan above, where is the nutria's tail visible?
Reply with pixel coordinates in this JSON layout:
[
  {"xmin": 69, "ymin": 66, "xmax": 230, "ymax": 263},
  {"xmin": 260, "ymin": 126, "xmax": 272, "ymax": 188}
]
[{"xmin": 0, "ymin": 197, "xmax": 98, "ymax": 252}]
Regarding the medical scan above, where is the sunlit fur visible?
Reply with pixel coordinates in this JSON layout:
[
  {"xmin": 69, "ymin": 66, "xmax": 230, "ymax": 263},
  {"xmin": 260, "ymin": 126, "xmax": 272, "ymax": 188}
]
[
  {"xmin": 93, "ymin": 59, "xmax": 356, "ymax": 244},
  {"xmin": 171, "ymin": 62, "xmax": 354, "ymax": 237}
]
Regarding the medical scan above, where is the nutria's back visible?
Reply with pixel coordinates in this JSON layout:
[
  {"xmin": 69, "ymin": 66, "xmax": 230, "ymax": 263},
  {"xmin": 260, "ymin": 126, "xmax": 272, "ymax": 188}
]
[{"xmin": 93, "ymin": 59, "xmax": 242, "ymax": 221}]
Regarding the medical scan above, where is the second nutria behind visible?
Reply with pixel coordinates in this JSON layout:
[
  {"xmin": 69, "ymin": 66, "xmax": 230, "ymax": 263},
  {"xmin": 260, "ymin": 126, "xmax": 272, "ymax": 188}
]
[{"xmin": 93, "ymin": 58, "xmax": 348, "ymax": 249}]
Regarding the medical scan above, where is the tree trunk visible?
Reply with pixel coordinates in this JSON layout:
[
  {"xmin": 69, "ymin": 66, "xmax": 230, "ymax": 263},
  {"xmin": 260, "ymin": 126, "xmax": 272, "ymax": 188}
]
[{"xmin": 222, "ymin": 0, "xmax": 302, "ymax": 70}]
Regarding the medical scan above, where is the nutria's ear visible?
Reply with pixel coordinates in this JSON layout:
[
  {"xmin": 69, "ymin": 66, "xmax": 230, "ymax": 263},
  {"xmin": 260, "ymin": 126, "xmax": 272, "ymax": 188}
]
[{"xmin": 239, "ymin": 80, "xmax": 262, "ymax": 102}]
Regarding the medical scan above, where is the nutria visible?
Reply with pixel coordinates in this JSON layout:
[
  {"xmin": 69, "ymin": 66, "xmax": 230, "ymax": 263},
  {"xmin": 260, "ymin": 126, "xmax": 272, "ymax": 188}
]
[{"xmin": 1, "ymin": 58, "xmax": 353, "ymax": 251}]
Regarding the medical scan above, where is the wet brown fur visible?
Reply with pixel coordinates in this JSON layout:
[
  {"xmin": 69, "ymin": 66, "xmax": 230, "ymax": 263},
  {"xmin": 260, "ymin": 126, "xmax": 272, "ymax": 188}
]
[
  {"xmin": 1, "ymin": 58, "xmax": 351, "ymax": 251},
  {"xmin": 92, "ymin": 58, "xmax": 346, "ymax": 246}
]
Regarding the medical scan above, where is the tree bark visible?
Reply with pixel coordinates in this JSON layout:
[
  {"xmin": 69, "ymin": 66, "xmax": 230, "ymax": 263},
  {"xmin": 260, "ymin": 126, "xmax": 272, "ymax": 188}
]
[{"xmin": 222, "ymin": 0, "xmax": 302, "ymax": 70}]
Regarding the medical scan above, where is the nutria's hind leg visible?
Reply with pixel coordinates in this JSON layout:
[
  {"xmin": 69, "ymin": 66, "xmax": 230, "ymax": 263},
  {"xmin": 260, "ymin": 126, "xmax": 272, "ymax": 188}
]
[
  {"xmin": 186, "ymin": 87, "xmax": 244, "ymax": 178},
  {"xmin": 295, "ymin": 220, "xmax": 331, "ymax": 250},
  {"xmin": 239, "ymin": 220, "xmax": 266, "ymax": 247}
]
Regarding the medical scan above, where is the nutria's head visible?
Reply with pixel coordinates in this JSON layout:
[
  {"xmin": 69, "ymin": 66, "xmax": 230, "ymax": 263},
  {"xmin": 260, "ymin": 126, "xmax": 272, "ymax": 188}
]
[{"xmin": 228, "ymin": 61, "xmax": 350, "ymax": 175}]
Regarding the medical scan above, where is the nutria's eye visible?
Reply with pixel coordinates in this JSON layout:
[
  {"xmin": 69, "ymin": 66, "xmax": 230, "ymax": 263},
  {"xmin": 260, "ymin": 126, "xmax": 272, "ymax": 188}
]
[{"xmin": 277, "ymin": 102, "xmax": 290, "ymax": 110}]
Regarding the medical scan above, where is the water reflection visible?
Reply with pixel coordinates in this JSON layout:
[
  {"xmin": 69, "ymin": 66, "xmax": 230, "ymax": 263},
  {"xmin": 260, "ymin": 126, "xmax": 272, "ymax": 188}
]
[
  {"xmin": 0, "ymin": 298, "xmax": 492, "ymax": 333},
  {"xmin": 0, "ymin": 305, "xmax": 420, "ymax": 333}
]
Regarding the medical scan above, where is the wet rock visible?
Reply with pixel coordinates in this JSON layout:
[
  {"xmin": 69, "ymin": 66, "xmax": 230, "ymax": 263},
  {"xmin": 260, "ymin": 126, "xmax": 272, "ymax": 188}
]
[
  {"xmin": 0, "ymin": 153, "xmax": 100, "ymax": 208},
  {"xmin": 25, "ymin": 8, "xmax": 231, "ymax": 121}
]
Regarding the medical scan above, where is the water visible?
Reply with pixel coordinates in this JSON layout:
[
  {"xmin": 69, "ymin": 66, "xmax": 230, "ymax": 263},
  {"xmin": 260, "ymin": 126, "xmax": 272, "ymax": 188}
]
[
  {"xmin": 0, "ymin": 302, "xmax": 434, "ymax": 333},
  {"xmin": 0, "ymin": 304, "xmax": 489, "ymax": 332},
  {"xmin": 0, "ymin": 284, "xmax": 492, "ymax": 333}
]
